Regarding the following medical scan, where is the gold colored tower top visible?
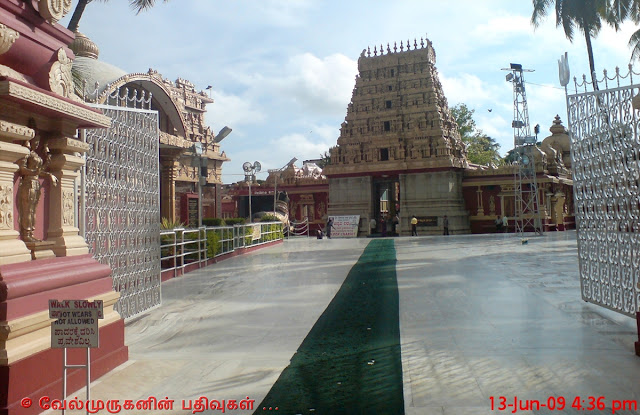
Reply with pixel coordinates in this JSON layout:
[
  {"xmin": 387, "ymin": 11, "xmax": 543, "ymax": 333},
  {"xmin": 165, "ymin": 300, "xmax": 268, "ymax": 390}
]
[{"xmin": 325, "ymin": 37, "xmax": 467, "ymax": 176}]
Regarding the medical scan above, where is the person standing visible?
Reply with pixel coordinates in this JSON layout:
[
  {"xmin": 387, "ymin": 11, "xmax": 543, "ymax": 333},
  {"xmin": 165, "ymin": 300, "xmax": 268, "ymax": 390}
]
[
  {"xmin": 381, "ymin": 215, "xmax": 387, "ymax": 237},
  {"xmin": 502, "ymin": 215, "xmax": 508, "ymax": 233},
  {"xmin": 392, "ymin": 213, "xmax": 399, "ymax": 236},
  {"xmin": 326, "ymin": 217, "xmax": 335, "ymax": 239},
  {"xmin": 411, "ymin": 215, "xmax": 418, "ymax": 236},
  {"xmin": 443, "ymin": 215, "xmax": 449, "ymax": 236}
]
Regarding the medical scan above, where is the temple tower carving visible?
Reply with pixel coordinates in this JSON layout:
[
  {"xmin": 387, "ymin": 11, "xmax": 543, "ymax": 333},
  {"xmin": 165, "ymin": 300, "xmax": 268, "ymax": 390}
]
[{"xmin": 324, "ymin": 37, "xmax": 470, "ymax": 235}]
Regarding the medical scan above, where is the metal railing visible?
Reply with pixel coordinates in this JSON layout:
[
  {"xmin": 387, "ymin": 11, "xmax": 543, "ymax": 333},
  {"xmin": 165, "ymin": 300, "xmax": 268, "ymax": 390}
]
[
  {"xmin": 160, "ymin": 222, "xmax": 284, "ymax": 273},
  {"xmin": 289, "ymin": 218, "xmax": 310, "ymax": 237}
]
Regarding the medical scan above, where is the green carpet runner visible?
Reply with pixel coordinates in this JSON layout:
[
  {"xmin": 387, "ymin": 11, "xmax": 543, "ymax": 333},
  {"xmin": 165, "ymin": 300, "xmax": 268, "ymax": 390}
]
[{"xmin": 254, "ymin": 239, "xmax": 404, "ymax": 414}]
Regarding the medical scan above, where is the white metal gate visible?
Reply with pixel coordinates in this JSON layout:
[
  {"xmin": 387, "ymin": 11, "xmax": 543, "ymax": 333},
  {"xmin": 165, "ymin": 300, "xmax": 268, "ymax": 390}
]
[
  {"xmin": 566, "ymin": 65, "xmax": 640, "ymax": 317},
  {"xmin": 82, "ymin": 93, "xmax": 161, "ymax": 319}
]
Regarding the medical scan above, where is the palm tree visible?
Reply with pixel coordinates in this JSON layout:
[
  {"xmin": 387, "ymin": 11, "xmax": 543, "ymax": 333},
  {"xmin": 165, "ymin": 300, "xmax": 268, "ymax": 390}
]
[
  {"xmin": 600, "ymin": 0, "xmax": 640, "ymax": 61},
  {"xmin": 531, "ymin": 0, "xmax": 608, "ymax": 88},
  {"xmin": 68, "ymin": 0, "xmax": 169, "ymax": 33}
]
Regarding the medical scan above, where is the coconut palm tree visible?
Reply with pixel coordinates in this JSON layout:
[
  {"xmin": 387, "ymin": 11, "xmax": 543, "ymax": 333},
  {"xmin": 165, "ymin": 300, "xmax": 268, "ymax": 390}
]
[
  {"xmin": 600, "ymin": 0, "xmax": 640, "ymax": 61},
  {"xmin": 531, "ymin": 0, "xmax": 609, "ymax": 87},
  {"xmin": 67, "ymin": 0, "xmax": 169, "ymax": 33}
]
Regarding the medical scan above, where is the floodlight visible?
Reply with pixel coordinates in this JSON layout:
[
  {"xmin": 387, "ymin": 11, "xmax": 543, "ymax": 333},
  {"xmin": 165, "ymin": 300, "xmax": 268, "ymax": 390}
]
[
  {"xmin": 510, "ymin": 63, "xmax": 522, "ymax": 71},
  {"xmin": 505, "ymin": 73, "xmax": 514, "ymax": 82},
  {"xmin": 512, "ymin": 120, "xmax": 525, "ymax": 128},
  {"xmin": 214, "ymin": 126, "xmax": 232, "ymax": 143}
]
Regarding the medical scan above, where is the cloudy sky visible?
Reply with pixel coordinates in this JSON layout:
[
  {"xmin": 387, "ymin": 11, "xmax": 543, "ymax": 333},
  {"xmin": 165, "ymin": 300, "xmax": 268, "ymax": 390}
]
[{"xmin": 62, "ymin": 0, "xmax": 640, "ymax": 183}]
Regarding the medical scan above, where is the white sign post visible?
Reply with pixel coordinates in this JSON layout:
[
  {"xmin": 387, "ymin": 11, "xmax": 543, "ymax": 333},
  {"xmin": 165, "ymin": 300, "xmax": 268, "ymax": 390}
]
[
  {"xmin": 49, "ymin": 300, "xmax": 104, "ymax": 415},
  {"xmin": 328, "ymin": 215, "xmax": 360, "ymax": 238}
]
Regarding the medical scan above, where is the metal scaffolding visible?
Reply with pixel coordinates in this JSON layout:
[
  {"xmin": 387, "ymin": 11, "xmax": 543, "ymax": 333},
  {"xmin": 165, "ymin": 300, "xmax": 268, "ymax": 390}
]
[{"xmin": 504, "ymin": 63, "xmax": 543, "ymax": 237}]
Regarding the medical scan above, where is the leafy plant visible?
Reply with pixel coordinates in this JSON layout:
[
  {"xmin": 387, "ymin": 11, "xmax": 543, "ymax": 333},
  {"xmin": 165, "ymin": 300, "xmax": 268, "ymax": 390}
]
[
  {"xmin": 203, "ymin": 218, "xmax": 225, "ymax": 227},
  {"xmin": 260, "ymin": 214, "xmax": 279, "ymax": 222}
]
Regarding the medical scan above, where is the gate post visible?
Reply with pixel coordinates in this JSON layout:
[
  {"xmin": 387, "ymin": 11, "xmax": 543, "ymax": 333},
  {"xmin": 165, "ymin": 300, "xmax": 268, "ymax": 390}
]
[
  {"xmin": 0, "ymin": 135, "xmax": 32, "ymax": 265},
  {"xmin": 46, "ymin": 136, "xmax": 90, "ymax": 257}
]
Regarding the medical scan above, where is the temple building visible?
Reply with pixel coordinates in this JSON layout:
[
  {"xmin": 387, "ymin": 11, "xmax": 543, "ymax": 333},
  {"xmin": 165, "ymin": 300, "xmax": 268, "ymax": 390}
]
[
  {"xmin": 324, "ymin": 38, "xmax": 574, "ymax": 235},
  {"xmin": 462, "ymin": 115, "xmax": 574, "ymax": 233},
  {"xmin": 222, "ymin": 161, "xmax": 329, "ymax": 233},
  {"xmin": 220, "ymin": 39, "xmax": 574, "ymax": 236},
  {"xmin": 323, "ymin": 38, "xmax": 470, "ymax": 235},
  {"xmin": 70, "ymin": 32, "xmax": 230, "ymax": 225}
]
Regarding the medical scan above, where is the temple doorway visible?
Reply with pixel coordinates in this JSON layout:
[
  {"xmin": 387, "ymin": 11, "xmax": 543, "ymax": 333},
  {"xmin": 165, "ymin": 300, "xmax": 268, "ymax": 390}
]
[{"xmin": 373, "ymin": 177, "xmax": 400, "ymax": 233}]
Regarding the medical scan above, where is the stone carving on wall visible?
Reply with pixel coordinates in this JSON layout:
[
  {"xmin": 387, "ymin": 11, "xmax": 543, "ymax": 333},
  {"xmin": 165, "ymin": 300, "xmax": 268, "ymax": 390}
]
[
  {"xmin": 0, "ymin": 24, "xmax": 19, "ymax": 55},
  {"xmin": 0, "ymin": 24, "xmax": 28, "ymax": 82},
  {"xmin": 37, "ymin": 0, "xmax": 73, "ymax": 24},
  {"xmin": 62, "ymin": 189, "xmax": 74, "ymax": 226},
  {"xmin": 0, "ymin": 120, "xmax": 35, "ymax": 141},
  {"xmin": 0, "ymin": 184, "xmax": 12, "ymax": 231},
  {"xmin": 17, "ymin": 134, "xmax": 58, "ymax": 242},
  {"xmin": 49, "ymin": 48, "xmax": 76, "ymax": 100}
]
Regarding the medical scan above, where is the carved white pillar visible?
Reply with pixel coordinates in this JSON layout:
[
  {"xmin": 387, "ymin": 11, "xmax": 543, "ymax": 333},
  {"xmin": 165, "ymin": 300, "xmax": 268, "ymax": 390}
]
[
  {"xmin": 0, "ymin": 140, "xmax": 32, "ymax": 264},
  {"xmin": 45, "ymin": 137, "xmax": 90, "ymax": 257}
]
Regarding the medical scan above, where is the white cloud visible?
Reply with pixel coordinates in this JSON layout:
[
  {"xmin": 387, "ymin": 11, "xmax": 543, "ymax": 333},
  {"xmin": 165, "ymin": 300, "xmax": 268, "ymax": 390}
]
[
  {"xmin": 471, "ymin": 15, "xmax": 533, "ymax": 45},
  {"xmin": 272, "ymin": 130, "xmax": 335, "ymax": 161},
  {"xmin": 440, "ymin": 73, "xmax": 504, "ymax": 109},
  {"xmin": 206, "ymin": 91, "xmax": 265, "ymax": 131},
  {"xmin": 257, "ymin": 0, "xmax": 315, "ymax": 27}
]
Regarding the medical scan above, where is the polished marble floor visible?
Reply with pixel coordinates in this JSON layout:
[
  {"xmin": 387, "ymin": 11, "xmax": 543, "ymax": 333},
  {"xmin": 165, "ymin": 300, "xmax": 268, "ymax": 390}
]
[{"xmin": 52, "ymin": 231, "xmax": 640, "ymax": 415}]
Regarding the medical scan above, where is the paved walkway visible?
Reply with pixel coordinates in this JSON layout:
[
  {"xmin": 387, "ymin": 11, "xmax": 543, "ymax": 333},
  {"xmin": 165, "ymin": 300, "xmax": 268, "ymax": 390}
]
[{"xmin": 52, "ymin": 231, "xmax": 640, "ymax": 415}]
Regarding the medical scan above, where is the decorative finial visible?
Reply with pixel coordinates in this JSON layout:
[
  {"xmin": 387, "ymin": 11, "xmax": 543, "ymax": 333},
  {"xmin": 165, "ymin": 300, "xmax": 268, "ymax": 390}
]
[
  {"xmin": 414, "ymin": 38, "xmax": 418, "ymax": 49},
  {"xmin": 367, "ymin": 46, "xmax": 371, "ymax": 57},
  {"xmin": 393, "ymin": 42, "xmax": 397, "ymax": 53},
  {"xmin": 387, "ymin": 43, "xmax": 391, "ymax": 53},
  {"xmin": 407, "ymin": 39, "xmax": 410, "ymax": 50},
  {"xmin": 421, "ymin": 38, "xmax": 424, "ymax": 48},
  {"xmin": 380, "ymin": 44, "xmax": 383, "ymax": 55},
  {"xmin": 558, "ymin": 52, "xmax": 570, "ymax": 87},
  {"xmin": 373, "ymin": 45, "xmax": 377, "ymax": 56},
  {"xmin": 400, "ymin": 40, "xmax": 404, "ymax": 51}
]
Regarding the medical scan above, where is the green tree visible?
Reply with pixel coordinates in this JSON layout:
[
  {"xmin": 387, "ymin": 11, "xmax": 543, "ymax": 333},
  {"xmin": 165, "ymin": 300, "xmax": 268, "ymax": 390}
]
[
  {"xmin": 68, "ymin": 0, "xmax": 170, "ymax": 33},
  {"xmin": 597, "ymin": 0, "xmax": 640, "ymax": 61},
  {"xmin": 450, "ymin": 104, "xmax": 503, "ymax": 166},
  {"xmin": 317, "ymin": 151, "xmax": 331, "ymax": 168},
  {"xmin": 450, "ymin": 103, "xmax": 476, "ymax": 140},
  {"xmin": 531, "ymin": 0, "xmax": 608, "ymax": 87}
]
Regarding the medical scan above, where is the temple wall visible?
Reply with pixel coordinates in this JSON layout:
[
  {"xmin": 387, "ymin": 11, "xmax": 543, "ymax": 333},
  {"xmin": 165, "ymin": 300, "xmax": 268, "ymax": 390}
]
[
  {"xmin": 327, "ymin": 176, "xmax": 373, "ymax": 235},
  {"xmin": 399, "ymin": 170, "xmax": 469, "ymax": 235}
]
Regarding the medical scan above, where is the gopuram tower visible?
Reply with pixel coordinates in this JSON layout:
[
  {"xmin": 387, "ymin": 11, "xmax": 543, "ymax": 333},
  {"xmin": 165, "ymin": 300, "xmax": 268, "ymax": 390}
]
[{"xmin": 324, "ymin": 37, "xmax": 470, "ymax": 235}]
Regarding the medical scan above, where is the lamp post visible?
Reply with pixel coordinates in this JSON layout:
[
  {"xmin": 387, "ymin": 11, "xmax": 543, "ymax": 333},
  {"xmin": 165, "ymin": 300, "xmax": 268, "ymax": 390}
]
[
  {"xmin": 243, "ymin": 161, "xmax": 261, "ymax": 222},
  {"xmin": 192, "ymin": 142, "xmax": 204, "ymax": 228},
  {"xmin": 192, "ymin": 126, "xmax": 231, "ymax": 227},
  {"xmin": 268, "ymin": 157, "xmax": 297, "ymax": 214}
]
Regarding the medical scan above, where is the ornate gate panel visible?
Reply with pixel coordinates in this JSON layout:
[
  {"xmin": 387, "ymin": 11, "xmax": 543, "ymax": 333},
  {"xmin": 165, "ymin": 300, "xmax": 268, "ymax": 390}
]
[
  {"xmin": 566, "ymin": 67, "xmax": 640, "ymax": 317},
  {"xmin": 82, "ymin": 103, "xmax": 161, "ymax": 319}
]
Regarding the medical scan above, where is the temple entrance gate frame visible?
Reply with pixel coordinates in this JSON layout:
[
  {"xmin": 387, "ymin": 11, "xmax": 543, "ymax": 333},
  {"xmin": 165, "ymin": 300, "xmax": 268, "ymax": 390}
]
[
  {"xmin": 80, "ymin": 87, "xmax": 161, "ymax": 319},
  {"xmin": 563, "ymin": 59, "xmax": 640, "ymax": 339}
]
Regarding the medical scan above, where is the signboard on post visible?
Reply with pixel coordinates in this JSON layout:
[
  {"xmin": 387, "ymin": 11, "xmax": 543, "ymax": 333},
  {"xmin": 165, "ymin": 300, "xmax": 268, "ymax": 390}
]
[
  {"xmin": 49, "ymin": 300, "xmax": 104, "ymax": 349},
  {"xmin": 328, "ymin": 215, "xmax": 360, "ymax": 238}
]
